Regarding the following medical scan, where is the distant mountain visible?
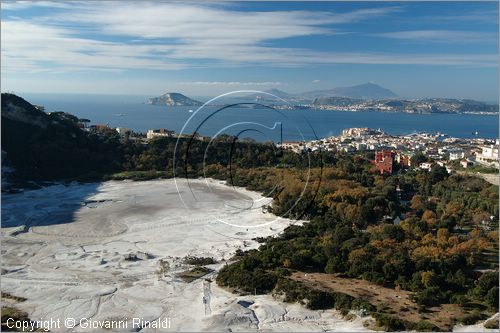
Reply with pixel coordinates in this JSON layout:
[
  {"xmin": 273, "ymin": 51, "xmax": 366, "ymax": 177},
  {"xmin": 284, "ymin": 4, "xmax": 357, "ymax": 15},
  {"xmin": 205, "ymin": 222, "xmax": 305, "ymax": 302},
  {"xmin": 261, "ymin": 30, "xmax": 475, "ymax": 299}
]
[
  {"xmin": 146, "ymin": 93, "xmax": 202, "ymax": 106},
  {"xmin": 303, "ymin": 83, "xmax": 398, "ymax": 100},
  {"xmin": 239, "ymin": 89, "xmax": 294, "ymax": 102},
  {"xmin": 238, "ymin": 83, "xmax": 397, "ymax": 102},
  {"xmin": 262, "ymin": 89, "xmax": 292, "ymax": 99}
]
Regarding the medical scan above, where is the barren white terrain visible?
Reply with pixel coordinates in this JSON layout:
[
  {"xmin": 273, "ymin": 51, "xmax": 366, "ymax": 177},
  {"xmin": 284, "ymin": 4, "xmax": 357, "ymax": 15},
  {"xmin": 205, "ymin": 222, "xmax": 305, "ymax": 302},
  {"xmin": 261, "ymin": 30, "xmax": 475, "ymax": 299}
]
[{"xmin": 1, "ymin": 179, "xmax": 374, "ymax": 332}]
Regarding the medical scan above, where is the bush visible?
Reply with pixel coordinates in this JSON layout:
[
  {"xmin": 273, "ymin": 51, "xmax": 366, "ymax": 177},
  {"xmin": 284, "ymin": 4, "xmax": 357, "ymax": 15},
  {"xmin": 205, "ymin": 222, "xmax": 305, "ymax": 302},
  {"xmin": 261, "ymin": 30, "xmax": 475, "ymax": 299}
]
[
  {"xmin": 473, "ymin": 272, "xmax": 499, "ymax": 298},
  {"xmin": 216, "ymin": 259, "xmax": 278, "ymax": 294},
  {"xmin": 1, "ymin": 306, "xmax": 30, "ymax": 332},
  {"xmin": 373, "ymin": 313, "xmax": 408, "ymax": 331},
  {"xmin": 459, "ymin": 310, "xmax": 487, "ymax": 325},
  {"xmin": 485, "ymin": 287, "xmax": 499, "ymax": 310},
  {"xmin": 306, "ymin": 291, "xmax": 336, "ymax": 310},
  {"xmin": 415, "ymin": 320, "xmax": 440, "ymax": 332},
  {"xmin": 484, "ymin": 317, "xmax": 499, "ymax": 329},
  {"xmin": 273, "ymin": 279, "xmax": 362, "ymax": 312},
  {"xmin": 450, "ymin": 294, "xmax": 469, "ymax": 306},
  {"xmin": 413, "ymin": 286, "xmax": 445, "ymax": 307},
  {"xmin": 183, "ymin": 256, "xmax": 216, "ymax": 266}
]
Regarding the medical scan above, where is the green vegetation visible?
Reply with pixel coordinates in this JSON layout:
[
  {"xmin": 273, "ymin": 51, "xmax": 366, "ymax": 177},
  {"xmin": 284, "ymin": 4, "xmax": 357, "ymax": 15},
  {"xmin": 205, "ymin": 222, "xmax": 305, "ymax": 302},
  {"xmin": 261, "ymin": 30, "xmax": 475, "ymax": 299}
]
[
  {"xmin": 484, "ymin": 316, "xmax": 499, "ymax": 329},
  {"xmin": 2, "ymin": 94, "xmax": 126, "ymax": 181},
  {"xmin": 450, "ymin": 160, "xmax": 499, "ymax": 174},
  {"xmin": 215, "ymin": 163, "xmax": 499, "ymax": 330},
  {"xmin": 107, "ymin": 170, "xmax": 170, "ymax": 181},
  {"xmin": 183, "ymin": 256, "xmax": 217, "ymax": 266},
  {"xmin": 274, "ymin": 278, "xmax": 375, "ymax": 312},
  {"xmin": 176, "ymin": 266, "xmax": 213, "ymax": 283},
  {"xmin": 1, "ymin": 307, "xmax": 30, "ymax": 332}
]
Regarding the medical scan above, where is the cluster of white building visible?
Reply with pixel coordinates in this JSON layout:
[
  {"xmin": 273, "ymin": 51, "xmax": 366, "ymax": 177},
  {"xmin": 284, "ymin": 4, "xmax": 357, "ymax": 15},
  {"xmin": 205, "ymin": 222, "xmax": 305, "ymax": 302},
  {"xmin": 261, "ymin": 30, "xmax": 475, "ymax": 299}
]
[
  {"xmin": 279, "ymin": 127, "xmax": 499, "ymax": 170},
  {"xmin": 146, "ymin": 128, "xmax": 176, "ymax": 139},
  {"xmin": 313, "ymin": 101, "xmax": 457, "ymax": 113}
]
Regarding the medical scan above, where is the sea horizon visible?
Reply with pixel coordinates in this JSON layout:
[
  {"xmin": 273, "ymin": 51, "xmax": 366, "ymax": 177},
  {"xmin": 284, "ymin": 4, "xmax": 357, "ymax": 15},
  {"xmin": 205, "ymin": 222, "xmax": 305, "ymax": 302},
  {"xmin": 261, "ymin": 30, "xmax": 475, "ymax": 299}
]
[{"xmin": 15, "ymin": 92, "xmax": 499, "ymax": 141}]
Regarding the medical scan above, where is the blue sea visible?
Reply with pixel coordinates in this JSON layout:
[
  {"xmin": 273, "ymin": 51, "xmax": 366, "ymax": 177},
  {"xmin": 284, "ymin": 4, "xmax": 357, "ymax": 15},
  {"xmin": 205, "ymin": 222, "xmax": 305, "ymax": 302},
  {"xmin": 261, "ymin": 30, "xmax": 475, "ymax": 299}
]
[{"xmin": 23, "ymin": 93, "xmax": 499, "ymax": 142}]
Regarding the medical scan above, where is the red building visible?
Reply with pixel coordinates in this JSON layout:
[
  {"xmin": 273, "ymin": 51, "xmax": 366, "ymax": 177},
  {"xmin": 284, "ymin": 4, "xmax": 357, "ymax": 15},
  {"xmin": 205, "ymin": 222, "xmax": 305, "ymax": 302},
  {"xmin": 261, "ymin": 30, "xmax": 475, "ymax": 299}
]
[{"xmin": 373, "ymin": 150, "xmax": 395, "ymax": 175}]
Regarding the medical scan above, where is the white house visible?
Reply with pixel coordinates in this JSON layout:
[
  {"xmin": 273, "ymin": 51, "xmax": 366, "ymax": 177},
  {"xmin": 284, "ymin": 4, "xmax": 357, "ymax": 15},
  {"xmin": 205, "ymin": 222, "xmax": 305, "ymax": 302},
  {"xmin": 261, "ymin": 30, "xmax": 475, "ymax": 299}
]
[
  {"xmin": 448, "ymin": 148, "xmax": 465, "ymax": 161},
  {"xmin": 147, "ymin": 129, "xmax": 175, "ymax": 140},
  {"xmin": 419, "ymin": 162, "xmax": 433, "ymax": 171},
  {"xmin": 476, "ymin": 145, "xmax": 499, "ymax": 168}
]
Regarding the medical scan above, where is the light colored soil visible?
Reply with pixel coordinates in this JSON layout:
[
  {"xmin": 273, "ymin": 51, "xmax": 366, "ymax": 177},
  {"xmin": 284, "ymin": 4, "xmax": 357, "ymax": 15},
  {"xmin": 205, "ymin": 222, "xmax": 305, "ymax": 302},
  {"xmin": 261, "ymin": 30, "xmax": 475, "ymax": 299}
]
[
  {"xmin": 2, "ymin": 179, "xmax": 373, "ymax": 332},
  {"xmin": 291, "ymin": 272, "xmax": 467, "ymax": 331}
]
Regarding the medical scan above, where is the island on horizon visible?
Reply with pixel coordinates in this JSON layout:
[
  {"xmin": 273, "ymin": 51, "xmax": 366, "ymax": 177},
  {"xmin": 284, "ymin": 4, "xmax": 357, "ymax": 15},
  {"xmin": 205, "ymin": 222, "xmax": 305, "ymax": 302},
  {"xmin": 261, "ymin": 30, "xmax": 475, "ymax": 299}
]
[{"xmin": 146, "ymin": 83, "xmax": 498, "ymax": 115}]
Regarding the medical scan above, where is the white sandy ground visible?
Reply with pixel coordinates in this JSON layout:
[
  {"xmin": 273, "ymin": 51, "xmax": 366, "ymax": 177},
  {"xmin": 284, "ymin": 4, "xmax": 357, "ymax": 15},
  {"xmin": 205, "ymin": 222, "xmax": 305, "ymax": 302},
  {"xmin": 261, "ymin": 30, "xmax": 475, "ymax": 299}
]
[{"xmin": 1, "ymin": 179, "xmax": 497, "ymax": 332}]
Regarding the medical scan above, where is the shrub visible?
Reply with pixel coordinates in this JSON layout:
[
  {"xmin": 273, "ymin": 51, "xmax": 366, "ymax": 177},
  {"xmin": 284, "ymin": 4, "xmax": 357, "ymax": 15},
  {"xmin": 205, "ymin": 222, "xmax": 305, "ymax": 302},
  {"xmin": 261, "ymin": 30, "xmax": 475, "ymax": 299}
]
[
  {"xmin": 484, "ymin": 317, "xmax": 499, "ymax": 329},
  {"xmin": 485, "ymin": 287, "xmax": 499, "ymax": 310},
  {"xmin": 183, "ymin": 256, "xmax": 216, "ymax": 266},
  {"xmin": 413, "ymin": 286, "xmax": 445, "ymax": 307},
  {"xmin": 459, "ymin": 310, "xmax": 487, "ymax": 325},
  {"xmin": 415, "ymin": 320, "xmax": 439, "ymax": 332},
  {"xmin": 373, "ymin": 313, "xmax": 408, "ymax": 331}
]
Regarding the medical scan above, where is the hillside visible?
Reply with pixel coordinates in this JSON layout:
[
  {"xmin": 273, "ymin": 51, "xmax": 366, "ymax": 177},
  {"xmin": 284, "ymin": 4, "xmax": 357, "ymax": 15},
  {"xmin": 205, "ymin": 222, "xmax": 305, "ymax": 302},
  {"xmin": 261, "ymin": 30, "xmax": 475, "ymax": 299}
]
[{"xmin": 1, "ymin": 93, "xmax": 123, "ymax": 181}]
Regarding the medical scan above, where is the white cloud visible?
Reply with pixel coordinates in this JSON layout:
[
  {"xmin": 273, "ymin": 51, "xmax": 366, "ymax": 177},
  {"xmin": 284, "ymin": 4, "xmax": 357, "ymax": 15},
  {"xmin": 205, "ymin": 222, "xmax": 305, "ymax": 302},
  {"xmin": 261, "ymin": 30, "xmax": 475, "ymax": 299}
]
[
  {"xmin": 1, "ymin": 2, "xmax": 497, "ymax": 74},
  {"xmin": 312, "ymin": 79, "xmax": 321, "ymax": 83},
  {"xmin": 181, "ymin": 81, "xmax": 281, "ymax": 86},
  {"xmin": 1, "ymin": 20, "xmax": 187, "ymax": 72},
  {"xmin": 1, "ymin": 1, "xmax": 75, "ymax": 10},
  {"xmin": 374, "ymin": 30, "xmax": 497, "ymax": 43}
]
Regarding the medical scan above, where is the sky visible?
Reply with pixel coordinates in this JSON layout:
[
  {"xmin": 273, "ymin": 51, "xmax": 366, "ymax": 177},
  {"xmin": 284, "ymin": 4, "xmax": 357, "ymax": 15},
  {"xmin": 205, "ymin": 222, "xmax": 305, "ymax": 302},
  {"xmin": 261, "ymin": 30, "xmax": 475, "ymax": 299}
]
[{"xmin": 1, "ymin": 1, "xmax": 498, "ymax": 101}]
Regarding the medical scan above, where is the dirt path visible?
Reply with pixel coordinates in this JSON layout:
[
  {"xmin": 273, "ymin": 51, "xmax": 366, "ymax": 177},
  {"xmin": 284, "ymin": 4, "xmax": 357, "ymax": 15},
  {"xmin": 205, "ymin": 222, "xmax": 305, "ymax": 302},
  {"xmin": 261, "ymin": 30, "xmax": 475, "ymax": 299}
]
[{"xmin": 291, "ymin": 272, "xmax": 466, "ymax": 331}]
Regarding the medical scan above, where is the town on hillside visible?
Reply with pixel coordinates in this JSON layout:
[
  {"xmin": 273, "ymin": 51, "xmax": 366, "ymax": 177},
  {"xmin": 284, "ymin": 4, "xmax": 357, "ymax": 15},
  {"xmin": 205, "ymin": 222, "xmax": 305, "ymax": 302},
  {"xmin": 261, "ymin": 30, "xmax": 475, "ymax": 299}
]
[
  {"xmin": 84, "ymin": 122, "xmax": 499, "ymax": 178},
  {"xmin": 278, "ymin": 127, "xmax": 499, "ymax": 176}
]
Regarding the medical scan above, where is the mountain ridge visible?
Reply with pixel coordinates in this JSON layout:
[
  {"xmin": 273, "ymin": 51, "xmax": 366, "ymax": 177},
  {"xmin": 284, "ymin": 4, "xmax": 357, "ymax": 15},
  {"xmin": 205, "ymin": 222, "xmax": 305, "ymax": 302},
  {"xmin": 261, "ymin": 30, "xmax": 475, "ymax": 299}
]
[
  {"xmin": 239, "ymin": 82, "xmax": 397, "ymax": 101},
  {"xmin": 302, "ymin": 82, "xmax": 398, "ymax": 100}
]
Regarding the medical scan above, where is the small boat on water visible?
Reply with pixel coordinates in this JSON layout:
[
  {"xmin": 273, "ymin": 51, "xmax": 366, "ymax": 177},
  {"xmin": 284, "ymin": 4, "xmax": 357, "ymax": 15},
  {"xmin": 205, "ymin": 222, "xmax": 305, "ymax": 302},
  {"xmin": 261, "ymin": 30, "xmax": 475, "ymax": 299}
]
[{"xmin": 115, "ymin": 113, "xmax": 126, "ymax": 117}]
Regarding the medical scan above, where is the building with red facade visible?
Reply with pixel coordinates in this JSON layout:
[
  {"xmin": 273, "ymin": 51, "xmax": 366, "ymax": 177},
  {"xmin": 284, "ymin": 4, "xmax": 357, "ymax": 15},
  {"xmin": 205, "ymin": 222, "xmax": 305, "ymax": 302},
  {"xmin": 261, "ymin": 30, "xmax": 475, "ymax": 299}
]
[{"xmin": 372, "ymin": 150, "xmax": 395, "ymax": 175}]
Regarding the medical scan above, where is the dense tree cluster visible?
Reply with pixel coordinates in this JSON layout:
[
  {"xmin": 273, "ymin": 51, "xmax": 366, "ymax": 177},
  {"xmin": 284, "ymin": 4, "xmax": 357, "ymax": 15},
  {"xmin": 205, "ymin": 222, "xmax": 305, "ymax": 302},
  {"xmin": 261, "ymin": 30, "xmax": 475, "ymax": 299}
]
[{"xmin": 216, "ymin": 159, "xmax": 498, "ymax": 328}]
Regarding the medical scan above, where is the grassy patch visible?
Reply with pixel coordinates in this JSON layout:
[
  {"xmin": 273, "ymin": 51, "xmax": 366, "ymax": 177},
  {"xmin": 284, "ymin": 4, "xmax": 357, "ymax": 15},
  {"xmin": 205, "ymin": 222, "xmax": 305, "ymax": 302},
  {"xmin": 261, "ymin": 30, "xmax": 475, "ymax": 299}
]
[
  {"xmin": 465, "ymin": 166, "xmax": 499, "ymax": 174},
  {"xmin": 106, "ymin": 170, "xmax": 171, "ymax": 181},
  {"xmin": 176, "ymin": 266, "xmax": 212, "ymax": 283},
  {"xmin": 183, "ymin": 256, "xmax": 216, "ymax": 266},
  {"xmin": 484, "ymin": 317, "xmax": 499, "ymax": 329},
  {"xmin": 458, "ymin": 310, "xmax": 488, "ymax": 325},
  {"xmin": 1, "ymin": 306, "xmax": 30, "ymax": 332}
]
